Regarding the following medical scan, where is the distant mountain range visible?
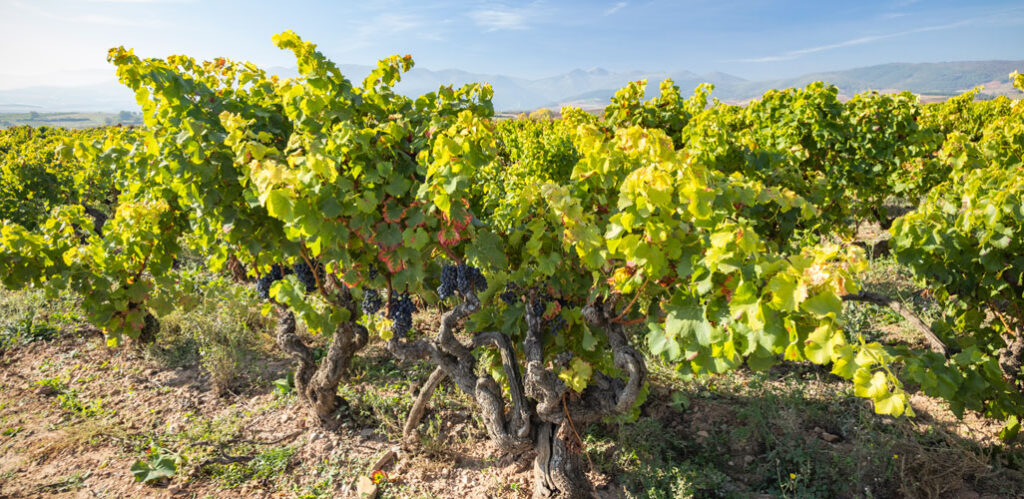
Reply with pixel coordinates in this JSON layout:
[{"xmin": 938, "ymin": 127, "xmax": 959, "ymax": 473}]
[{"xmin": 1, "ymin": 60, "xmax": 1021, "ymax": 114}]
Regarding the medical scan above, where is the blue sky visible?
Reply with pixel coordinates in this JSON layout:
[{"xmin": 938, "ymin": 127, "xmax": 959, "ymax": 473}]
[{"xmin": 1, "ymin": 0, "xmax": 1022, "ymax": 88}]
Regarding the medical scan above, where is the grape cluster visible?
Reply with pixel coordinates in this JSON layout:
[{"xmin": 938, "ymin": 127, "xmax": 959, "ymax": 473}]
[
  {"xmin": 437, "ymin": 264, "xmax": 488, "ymax": 299},
  {"xmin": 292, "ymin": 261, "xmax": 323, "ymax": 293},
  {"xmin": 437, "ymin": 265, "xmax": 458, "ymax": 299},
  {"xmin": 456, "ymin": 264, "xmax": 487, "ymax": 294},
  {"xmin": 530, "ymin": 297, "xmax": 547, "ymax": 318},
  {"xmin": 387, "ymin": 292, "xmax": 416, "ymax": 335},
  {"xmin": 529, "ymin": 295, "xmax": 568, "ymax": 336},
  {"xmin": 500, "ymin": 282, "xmax": 520, "ymax": 305},
  {"xmin": 548, "ymin": 314, "xmax": 566, "ymax": 336},
  {"xmin": 256, "ymin": 264, "xmax": 284, "ymax": 300},
  {"xmin": 362, "ymin": 289, "xmax": 383, "ymax": 315}
]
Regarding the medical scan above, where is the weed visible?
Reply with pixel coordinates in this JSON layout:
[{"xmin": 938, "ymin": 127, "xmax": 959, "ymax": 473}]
[
  {"xmin": 337, "ymin": 380, "xmax": 413, "ymax": 438},
  {"xmin": 273, "ymin": 371, "xmax": 295, "ymax": 396},
  {"xmin": 0, "ymin": 287, "xmax": 81, "ymax": 351},
  {"xmin": 208, "ymin": 446, "xmax": 296, "ymax": 489},
  {"xmin": 34, "ymin": 377, "xmax": 107, "ymax": 419},
  {"xmin": 131, "ymin": 447, "xmax": 181, "ymax": 484},
  {"xmin": 155, "ymin": 275, "xmax": 270, "ymax": 394},
  {"xmin": 38, "ymin": 471, "xmax": 91, "ymax": 493},
  {"xmin": 291, "ymin": 454, "xmax": 366, "ymax": 498}
]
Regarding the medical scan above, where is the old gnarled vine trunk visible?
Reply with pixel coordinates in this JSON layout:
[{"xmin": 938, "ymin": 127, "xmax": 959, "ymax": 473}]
[
  {"xmin": 389, "ymin": 291, "xmax": 647, "ymax": 499},
  {"xmin": 273, "ymin": 294, "xmax": 368, "ymax": 421},
  {"xmin": 522, "ymin": 297, "xmax": 647, "ymax": 498}
]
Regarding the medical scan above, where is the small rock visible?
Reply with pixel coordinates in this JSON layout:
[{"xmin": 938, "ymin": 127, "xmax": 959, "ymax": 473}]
[
  {"xmin": 168, "ymin": 483, "xmax": 183, "ymax": 495},
  {"xmin": 820, "ymin": 431, "xmax": 840, "ymax": 443},
  {"xmin": 356, "ymin": 476, "xmax": 378, "ymax": 499},
  {"xmin": 696, "ymin": 430, "xmax": 710, "ymax": 439},
  {"xmin": 371, "ymin": 450, "xmax": 396, "ymax": 471},
  {"xmin": 360, "ymin": 428, "xmax": 375, "ymax": 438}
]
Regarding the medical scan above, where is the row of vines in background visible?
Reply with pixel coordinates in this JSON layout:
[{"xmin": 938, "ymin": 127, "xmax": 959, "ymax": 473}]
[{"xmin": 0, "ymin": 31, "xmax": 1022, "ymax": 496}]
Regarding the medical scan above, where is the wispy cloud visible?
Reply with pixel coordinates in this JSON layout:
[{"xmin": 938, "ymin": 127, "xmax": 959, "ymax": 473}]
[
  {"xmin": 605, "ymin": 2, "xmax": 627, "ymax": 16},
  {"xmin": 469, "ymin": 4, "xmax": 533, "ymax": 31},
  {"xmin": 342, "ymin": 12, "xmax": 432, "ymax": 49},
  {"xmin": 734, "ymin": 20, "xmax": 968, "ymax": 63},
  {"xmin": 8, "ymin": 0, "xmax": 166, "ymax": 27},
  {"xmin": 84, "ymin": 0, "xmax": 189, "ymax": 3},
  {"xmin": 77, "ymin": 14, "xmax": 152, "ymax": 26}
]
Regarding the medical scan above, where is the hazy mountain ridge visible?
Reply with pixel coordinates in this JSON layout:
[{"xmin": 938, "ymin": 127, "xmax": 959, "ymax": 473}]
[{"xmin": 1, "ymin": 60, "xmax": 1020, "ymax": 114}]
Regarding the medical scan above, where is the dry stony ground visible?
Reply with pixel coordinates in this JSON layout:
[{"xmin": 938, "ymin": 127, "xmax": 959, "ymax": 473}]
[
  {"xmin": 1, "ymin": 254, "xmax": 1023, "ymax": 498},
  {"xmin": 0, "ymin": 331, "xmax": 542, "ymax": 499}
]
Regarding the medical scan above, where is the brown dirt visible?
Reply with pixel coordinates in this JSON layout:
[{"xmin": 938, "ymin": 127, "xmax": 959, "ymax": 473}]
[{"xmin": 0, "ymin": 334, "xmax": 543, "ymax": 498}]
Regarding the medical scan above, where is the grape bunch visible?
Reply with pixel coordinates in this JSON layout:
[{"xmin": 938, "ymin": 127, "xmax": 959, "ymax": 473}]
[
  {"xmin": 437, "ymin": 265, "xmax": 458, "ymax": 299},
  {"xmin": 500, "ymin": 282, "xmax": 520, "ymax": 305},
  {"xmin": 529, "ymin": 295, "xmax": 567, "ymax": 336},
  {"xmin": 387, "ymin": 292, "xmax": 416, "ymax": 335},
  {"xmin": 547, "ymin": 314, "xmax": 566, "ymax": 336},
  {"xmin": 362, "ymin": 289, "xmax": 383, "ymax": 315},
  {"xmin": 438, "ymin": 264, "xmax": 488, "ymax": 299},
  {"xmin": 292, "ymin": 261, "xmax": 323, "ymax": 293},
  {"xmin": 456, "ymin": 264, "xmax": 487, "ymax": 294},
  {"xmin": 530, "ymin": 297, "xmax": 547, "ymax": 318},
  {"xmin": 256, "ymin": 264, "xmax": 284, "ymax": 300}
]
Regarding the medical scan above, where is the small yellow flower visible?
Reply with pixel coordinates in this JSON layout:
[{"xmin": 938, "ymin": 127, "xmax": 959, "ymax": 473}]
[
  {"xmin": 893, "ymin": 454, "xmax": 899, "ymax": 460},
  {"xmin": 789, "ymin": 473, "xmax": 796, "ymax": 480}
]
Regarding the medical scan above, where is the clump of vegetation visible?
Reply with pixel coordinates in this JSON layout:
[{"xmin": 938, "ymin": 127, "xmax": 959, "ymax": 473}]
[
  {"xmin": 156, "ymin": 273, "xmax": 271, "ymax": 395},
  {"xmin": 207, "ymin": 446, "xmax": 296, "ymax": 489},
  {"xmin": 131, "ymin": 447, "xmax": 182, "ymax": 484},
  {"xmin": 35, "ymin": 376, "xmax": 107, "ymax": 419}
]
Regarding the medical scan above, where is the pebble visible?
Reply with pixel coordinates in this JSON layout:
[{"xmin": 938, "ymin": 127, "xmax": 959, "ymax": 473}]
[{"xmin": 356, "ymin": 476, "xmax": 378, "ymax": 499}]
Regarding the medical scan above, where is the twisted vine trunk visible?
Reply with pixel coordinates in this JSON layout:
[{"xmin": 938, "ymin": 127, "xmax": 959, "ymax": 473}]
[
  {"xmin": 999, "ymin": 333, "xmax": 1024, "ymax": 392},
  {"xmin": 225, "ymin": 254, "xmax": 249, "ymax": 283},
  {"xmin": 523, "ymin": 296, "xmax": 648, "ymax": 499},
  {"xmin": 389, "ymin": 291, "xmax": 647, "ymax": 498},
  {"xmin": 274, "ymin": 303, "xmax": 368, "ymax": 421},
  {"xmin": 403, "ymin": 366, "xmax": 446, "ymax": 441},
  {"xmin": 137, "ymin": 312, "xmax": 160, "ymax": 344},
  {"xmin": 387, "ymin": 290, "xmax": 532, "ymax": 451},
  {"xmin": 532, "ymin": 422, "xmax": 588, "ymax": 499}
]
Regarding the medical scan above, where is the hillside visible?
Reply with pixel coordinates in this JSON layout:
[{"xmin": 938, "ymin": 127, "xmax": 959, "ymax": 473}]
[{"xmin": 1, "ymin": 60, "xmax": 1021, "ymax": 115}]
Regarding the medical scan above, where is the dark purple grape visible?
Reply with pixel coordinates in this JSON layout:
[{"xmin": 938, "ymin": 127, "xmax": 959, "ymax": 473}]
[
  {"xmin": 530, "ymin": 297, "xmax": 546, "ymax": 318},
  {"xmin": 362, "ymin": 289, "xmax": 383, "ymax": 315},
  {"xmin": 256, "ymin": 264, "xmax": 284, "ymax": 300},
  {"xmin": 500, "ymin": 282, "xmax": 519, "ymax": 305},
  {"xmin": 548, "ymin": 315, "xmax": 566, "ymax": 336},
  {"xmin": 387, "ymin": 292, "xmax": 416, "ymax": 335},
  {"xmin": 437, "ymin": 265, "xmax": 458, "ymax": 299},
  {"xmin": 293, "ymin": 261, "xmax": 322, "ymax": 293},
  {"xmin": 456, "ymin": 264, "xmax": 487, "ymax": 295}
]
